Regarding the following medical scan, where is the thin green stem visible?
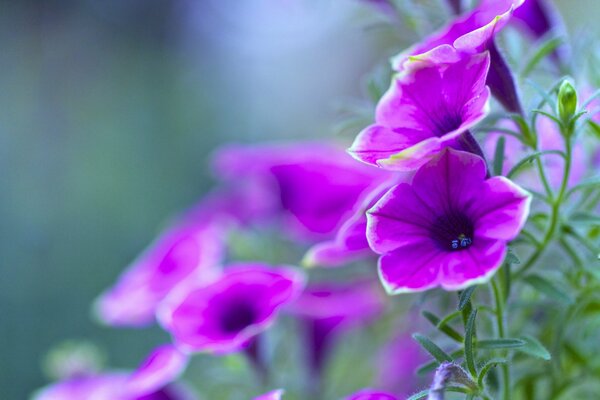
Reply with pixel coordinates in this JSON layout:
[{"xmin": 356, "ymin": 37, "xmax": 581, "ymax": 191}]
[{"xmin": 491, "ymin": 278, "xmax": 510, "ymax": 400}]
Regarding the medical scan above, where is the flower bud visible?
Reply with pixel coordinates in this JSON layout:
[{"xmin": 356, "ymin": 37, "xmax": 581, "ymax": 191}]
[{"xmin": 557, "ymin": 80, "xmax": 577, "ymax": 124}]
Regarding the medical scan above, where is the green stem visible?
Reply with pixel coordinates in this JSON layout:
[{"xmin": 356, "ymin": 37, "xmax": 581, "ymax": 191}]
[{"xmin": 491, "ymin": 278, "xmax": 510, "ymax": 400}]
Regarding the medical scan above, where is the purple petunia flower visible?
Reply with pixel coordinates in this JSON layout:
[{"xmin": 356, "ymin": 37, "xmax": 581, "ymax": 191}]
[
  {"xmin": 213, "ymin": 142, "xmax": 389, "ymax": 240},
  {"xmin": 288, "ymin": 280, "xmax": 385, "ymax": 382},
  {"xmin": 94, "ymin": 220, "xmax": 227, "ymax": 327},
  {"xmin": 303, "ymin": 179, "xmax": 400, "ymax": 267},
  {"xmin": 33, "ymin": 345, "xmax": 193, "ymax": 400},
  {"xmin": 344, "ymin": 389, "xmax": 398, "ymax": 400},
  {"xmin": 254, "ymin": 389, "xmax": 285, "ymax": 400},
  {"xmin": 159, "ymin": 263, "xmax": 305, "ymax": 354},
  {"xmin": 349, "ymin": 51, "xmax": 490, "ymax": 171},
  {"xmin": 367, "ymin": 148, "xmax": 531, "ymax": 293}
]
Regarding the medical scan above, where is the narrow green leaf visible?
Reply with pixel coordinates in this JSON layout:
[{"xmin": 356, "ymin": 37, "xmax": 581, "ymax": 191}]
[
  {"xmin": 531, "ymin": 109, "xmax": 562, "ymax": 125},
  {"xmin": 588, "ymin": 120, "xmax": 600, "ymax": 139},
  {"xmin": 458, "ymin": 286, "xmax": 477, "ymax": 311},
  {"xmin": 413, "ymin": 333, "xmax": 453, "ymax": 363},
  {"xmin": 517, "ymin": 335, "xmax": 551, "ymax": 360},
  {"xmin": 569, "ymin": 211, "xmax": 600, "ymax": 225},
  {"xmin": 422, "ymin": 311, "xmax": 464, "ymax": 343},
  {"xmin": 478, "ymin": 338, "xmax": 525, "ymax": 350},
  {"xmin": 567, "ymin": 176, "xmax": 600, "ymax": 197},
  {"xmin": 506, "ymin": 250, "xmax": 521, "ymax": 265},
  {"xmin": 477, "ymin": 358, "xmax": 507, "ymax": 387},
  {"xmin": 521, "ymin": 36, "xmax": 564, "ymax": 77},
  {"xmin": 523, "ymin": 274, "xmax": 574, "ymax": 304},
  {"xmin": 506, "ymin": 150, "xmax": 565, "ymax": 179},
  {"xmin": 416, "ymin": 349, "xmax": 464, "ymax": 375},
  {"xmin": 493, "ymin": 135, "xmax": 506, "ymax": 176},
  {"xmin": 464, "ymin": 309, "xmax": 478, "ymax": 378}
]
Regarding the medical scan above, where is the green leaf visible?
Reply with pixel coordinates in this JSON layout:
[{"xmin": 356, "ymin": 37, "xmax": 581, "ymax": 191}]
[
  {"xmin": 531, "ymin": 109, "xmax": 562, "ymax": 125},
  {"xmin": 477, "ymin": 358, "xmax": 507, "ymax": 388},
  {"xmin": 413, "ymin": 333, "xmax": 453, "ymax": 363},
  {"xmin": 521, "ymin": 36, "xmax": 564, "ymax": 77},
  {"xmin": 506, "ymin": 150, "xmax": 565, "ymax": 179},
  {"xmin": 422, "ymin": 311, "xmax": 464, "ymax": 343},
  {"xmin": 416, "ymin": 349, "xmax": 464, "ymax": 375},
  {"xmin": 588, "ymin": 120, "xmax": 600, "ymax": 139},
  {"xmin": 569, "ymin": 211, "xmax": 600, "ymax": 225},
  {"xmin": 523, "ymin": 274, "xmax": 575, "ymax": 305},
  {"xmin": 493, "ymin": 135, "xmax": 506, "ymax": 176},
  {"xmin": 464, "ymin": 309, "xmax": 478, "ymax": 378},
  {"xmin": 516, "ymin": 335, "xmax": 551, "ymax": 360},
  {"xmin": 458, "ymin": 286, "xmax": 477, "ymax": 311},
  {"xmin": 406, "ymin": 389, "xmax": 429, "ymax": 400},
  {"xmin": 567, "ymin": 176, "xmax": 600, "ymax": 197},
  {"xmin": 478, "ymin": 338, "xmax": 525, "ymax": 350},
  {"xmin": 506, "ymin": 250, "xmax": 521, "ymax": 265}
]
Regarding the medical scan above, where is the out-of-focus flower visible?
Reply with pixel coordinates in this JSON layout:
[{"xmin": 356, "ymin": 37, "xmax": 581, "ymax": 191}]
[
  {"xmin": 160, "ymin": 263, "xmax": 305, "ymax": 354},
  {"xmin": 254, "ymin": 389, "xmax": 285, "ymax": 400},
  {"xmin": 303, "ymin": 179, "xmax": 399, "ymax": 267},
  {"xmin": 33, "ymin": 345, "xmax": 193, "ymax": 400},
  {"xmin": 350, "ymin": 51, "xmax": 490, "ymax": 171},
  {"xmin": 344, "ymin": 389, "xmax": 398, "ymax": 400},
  {"xmin": 376, "ymin": 330, "xmax": 428, "ymax": 398},
  {"xmin": 483, "ymin": 117, "xmax": 587, "ymax": 190},
  {"xmin": 94, "ymin": 220, "xmax": 227, "ymax": 327},
  {"xmin": 212, "ymin": 142, "xmax": 389, "ymax": 240},
  {"xmin": 289, "ymin": 280, "xmax": 385, "ymax": 382},
  {"xmin": 367, "ymin": 149, "xmax": 531, "ymax": 293}
]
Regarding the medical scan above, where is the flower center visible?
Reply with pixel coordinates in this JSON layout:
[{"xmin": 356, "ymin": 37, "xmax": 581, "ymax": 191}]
[
  {"xmin": 431, "ymin": 111, "xmax": 463, "ymax": 137},
  {"xmin": 429, "ymin": 210, "xmax": 474, "ymax": 251},
  {"xmin": 219, "ymin": 301, "xmax": 258, "ymax": 333}
]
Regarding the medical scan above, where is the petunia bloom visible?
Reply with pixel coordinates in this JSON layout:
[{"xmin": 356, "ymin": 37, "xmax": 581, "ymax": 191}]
[
  {"xmin": 33, "ymin": 345, "xmax": 194, "ymax": 400},
  {"xmin": 350, "ymin": 51, "xmax": 490, "ymax": 171},
  {"xmin": 345, "ymin": 389, "xmax": 398, "ymax": 400},
  {"xmin": 159, "ymin": 263, "xmax": 305, "ymax": 354},
  {"xmin": 212, "ymin": 142, "xmax": 389, "ymax": 240},
  {"xmin": 367, "ymin": 149, "xmax": 531, "ymax": 293},
  {"xmin": 94, "ymin": 220, "xmax": 226, "ymax": 327}
]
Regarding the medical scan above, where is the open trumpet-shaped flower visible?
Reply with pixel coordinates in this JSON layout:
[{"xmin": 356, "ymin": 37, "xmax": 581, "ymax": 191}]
[
  {"xmin": 213, "ymin": 142, "xmax": 389, "ymax": 240},
  {"xmin": 33, "ymin": 345, "xmax": 193, "ymax": 400},
  {"xmin": 160, "ymin": 263, "xmax": 305, "ymax": 354},
  {"xmin": 94, "ymin": 220, "xmax": 226, "ymax": 327},
  {"xmin": 367, "ymin": 149, "xmax": 531, "ymax": 293},
  {"xmin": 345, "ymin": 389, "xmax": 398, "ymax": 400},
  {"xmin": 350, "ymin": 51, "xmax": 490, "ymax": 171}
]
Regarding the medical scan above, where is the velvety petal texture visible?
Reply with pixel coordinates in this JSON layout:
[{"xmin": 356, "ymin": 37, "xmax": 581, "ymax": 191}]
[
  {"xmin": 350, "ymin": 51, "xmax": 491, "ymax": 171},
  {"xmin": 213, "ymin": 142, "xmax": 389, "ymax": 240},
  {"xmin": 367, "ymin": 149, "xmax": 531, "ymax": 293},
  {"xmin": 161, "ymin": 263, "xmax": 305, "ymax": 354},
  {"xmin": 94, "ymin": 221, "xmax": 226, "ymax": 327}
]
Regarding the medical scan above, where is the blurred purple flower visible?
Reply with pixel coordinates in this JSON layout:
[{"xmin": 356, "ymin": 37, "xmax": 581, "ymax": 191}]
[
  {"xmin": 288, "ymin": 280, "xmax": 385, "ymax": 384},
  {"xmin": 33, "ymin": 345, "xmax": 193, "ymax": 400},
  {"xmin": 303, "ymin": 179, "xmax": 400, "ymax": 267},
  {"xmin": 349, "ymin": 51, "xmax": 490, "ymax": 171},
  {"xmin": 160, "ymin": 263, "xmax": 305, "ymax": 354},
  {"xmin": 213, "ymin": 142, "xmax": 389, "ymax": 240},
  {"xmin": 483, "ymin": 117, "xmax": 587, "ymax": 190},
  {"xmin": 376, "ymin": 331, "xmax": 428, "ymax": 398},
  {"xmin": 94, "ymin": 220, "xmax": 226, "ymax": 327},
  {"xmin": 254, "ymin": 389, "xmax": 285, "ymax": 400},
  {"xmin": 344, "ymin": 389, "xmax": 398, "ymax": 400},
  {"xmin": 367, "ymin": 149, "xmax": 531, "ymax": 293}
]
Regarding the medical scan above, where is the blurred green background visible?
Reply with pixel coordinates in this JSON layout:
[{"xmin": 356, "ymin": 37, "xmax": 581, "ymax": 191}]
[{"xmin": 0, "ymin": 0, "xmax": 595, "ymax": 398}]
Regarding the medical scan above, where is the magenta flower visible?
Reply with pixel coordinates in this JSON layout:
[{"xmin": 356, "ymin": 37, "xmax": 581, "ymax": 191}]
[
  {"xmin": 303, "ymin": 179, "xmax": 399, "ymax": 267},
  {"xmin": 94, "ymin": 221, "xmax": 226, "ymax": 327},
  {"xmin": 345, "ymin": 389, "xmax": 398, "ymax": 400},
  {"xmin": 33, "ymin": 345, "xmax": 193, "ymax": 400},
  {"xmin": 289, "ymin": 280, "xmax": 385, "ymax": 383},
  {"xmin": 349, "ymin": 51, "xmax": 490, "ymax": 171},
  {"xmin": 254, "ymin": 389, "xmax": 285, "ymax": 400},
  {"xmin": 213, "ymin": 142, "xmax": 388, "ymax": 240},
  {"xmin": 160, "ymin": 263, "xmax": 305, "ymax": 354},
  {"xmin": 367, "ymin": 149, "xmax": 531, "ymax": 293}
]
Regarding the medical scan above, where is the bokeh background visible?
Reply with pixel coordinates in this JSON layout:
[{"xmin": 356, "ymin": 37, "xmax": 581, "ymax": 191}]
[{"xmin": 0, "ymin": 0, "xmax": 597, "ymax": 398}]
